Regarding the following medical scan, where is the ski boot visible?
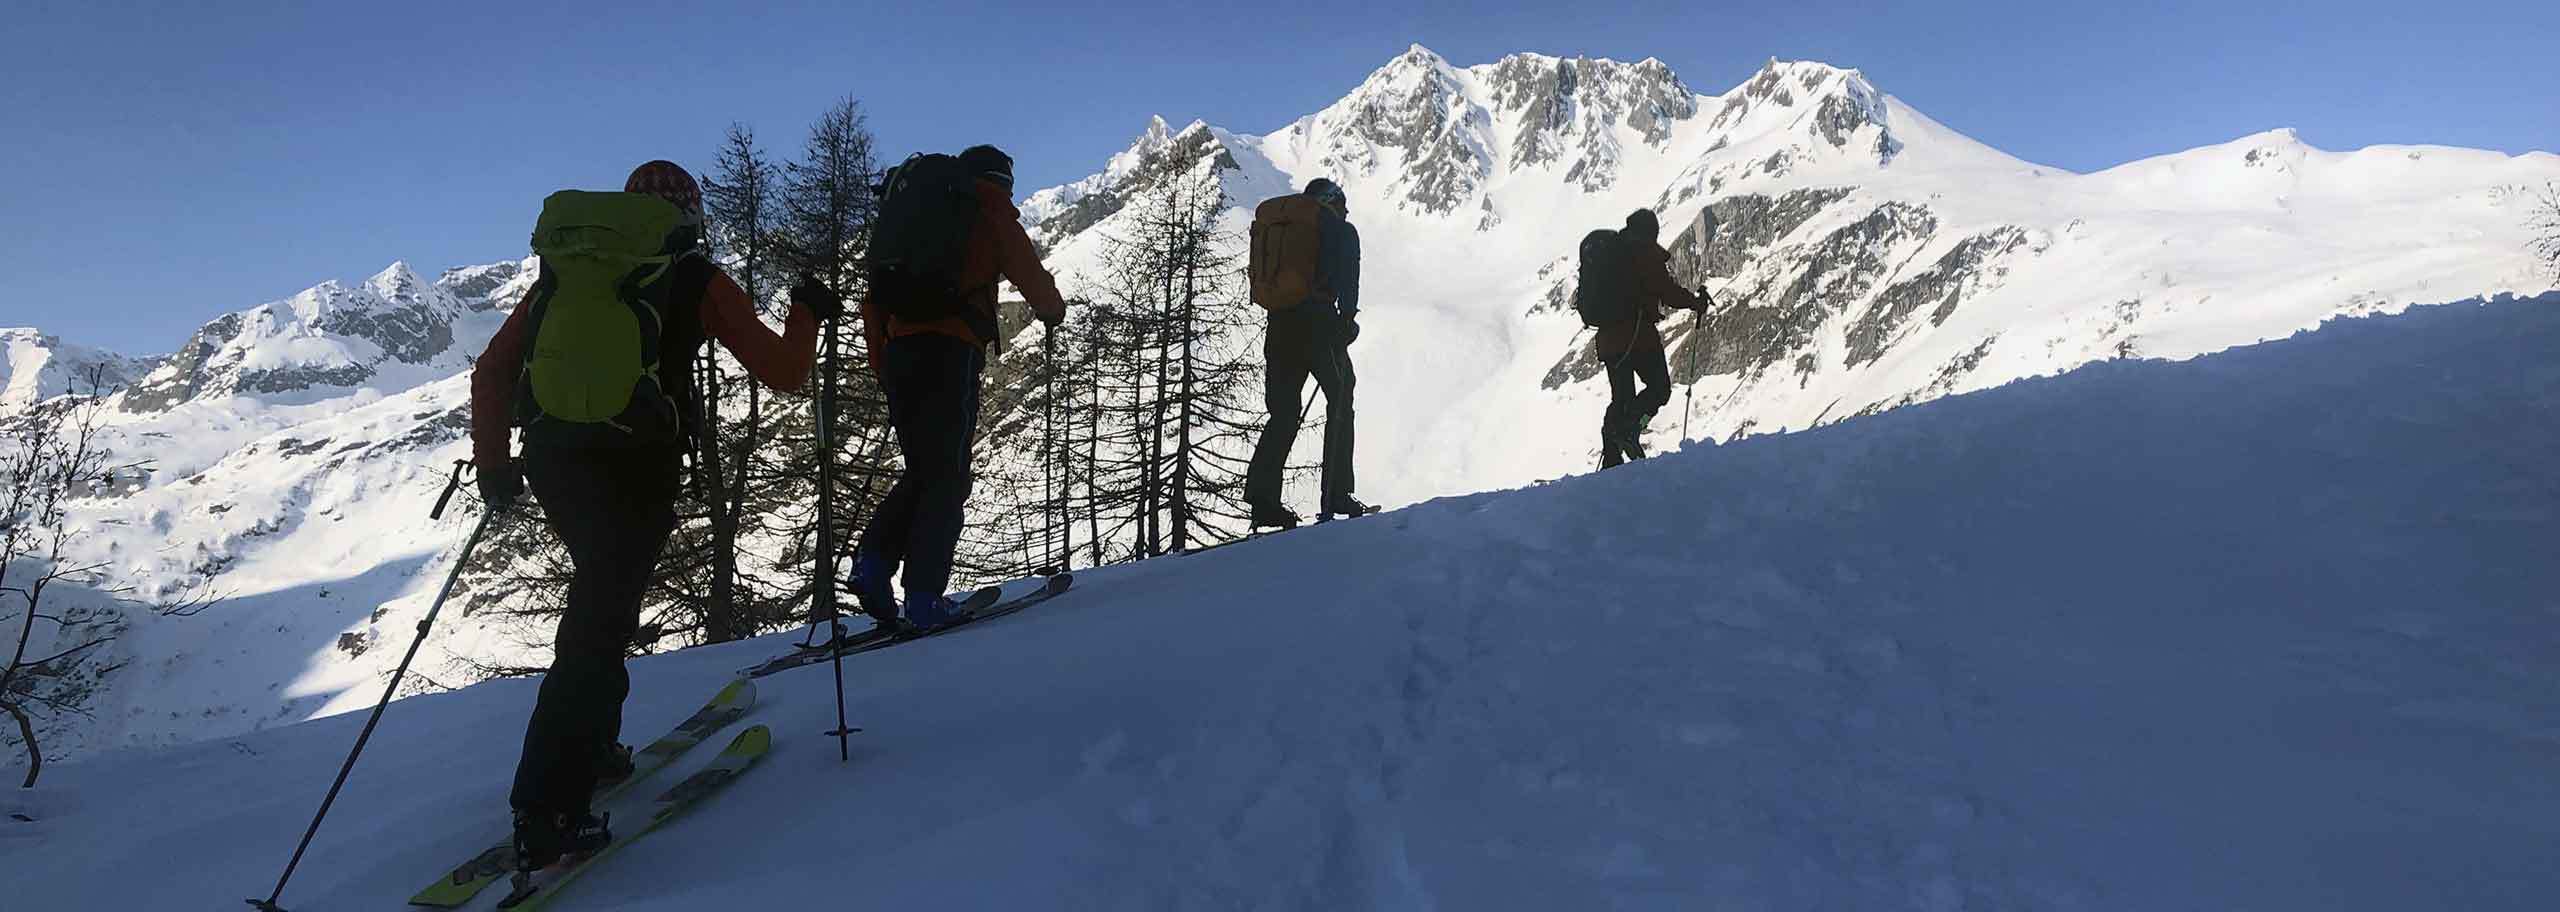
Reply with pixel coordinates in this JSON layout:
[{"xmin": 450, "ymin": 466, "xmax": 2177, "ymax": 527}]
[
  {"xmin": 1249, "ymin": 502, "xmax": 1303, "ymax": 530},
  {"xmin": 510, "ymin": 807, "xmax": 611, "ymax": 872},
  {"xmin": 500, "ymin": 808, "xmax": 611, "ymax": 907},
  {"xmin": 1614, "ymin": 427, "xmax": 1649, "ymax": 461},
  {"xmin": 1318, "ymin": 495, "xmax": 1378, "ymax": 523},
  {"xmin": 904, "ymin": 592, "xmax": 963, "ymax": 632},
  {"xmin": 847, "ymin": 549, "xmax": 898, "ymax": 629}
]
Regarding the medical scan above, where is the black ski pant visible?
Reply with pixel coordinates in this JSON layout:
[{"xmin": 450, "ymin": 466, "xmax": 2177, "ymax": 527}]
[
  {"xmin": 1603, "ymin": 341, "xmax": 1670, "ymax": 460},
  {"xmin": 859, "ymin": 333, "xmax": 984, "ymax": 612},
  {"xmin": 510, "ymin": 435, "xmax": 680, "ymax": 814},
  {"xmin": 1246, "ymin": 307, "xmax": 1356, "ymax": 509}
]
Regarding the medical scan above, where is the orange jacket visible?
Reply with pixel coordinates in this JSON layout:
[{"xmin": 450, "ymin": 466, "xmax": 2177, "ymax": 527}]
[
  {"xmin": 471, "ymin": 262, "xmax": 819, "ymax": 469},
  {"xmin": 861, "ymin": 178, "xmax": 1069, "ymax": 372},
  {"xmin": 1595, "ymin": 239, "xmax": 1702, "ymax": 359}
]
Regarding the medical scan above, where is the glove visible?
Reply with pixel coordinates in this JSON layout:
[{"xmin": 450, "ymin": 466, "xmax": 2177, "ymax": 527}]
[
  {"xmin": 477, "ymin": 458, "xmax": 524, "ymax": 511},
  {"xmin": 1037, "ymin": 304, "xmax": 1065, "ymax": 329},
  {"xmin": 1340, "ymin": 312, "xmax": 1361, "ymax": 346},
  {"xmin": 792, "ymin": 276, "xmax": 845, "ymax": 323},
  {"xmin": 1694, "ymin": 287, "xmax": 1717, "ymax": 312}
]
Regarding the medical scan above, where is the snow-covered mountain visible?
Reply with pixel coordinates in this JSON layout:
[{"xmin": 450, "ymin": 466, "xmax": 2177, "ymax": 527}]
[
  {"xmin": 1, "ymin": 329, "xmax": 150, "ymax": 409},
  {"xmin": 1, "ymin": 260, "xmax": 538, "ymax": 761},
  {"xmin": 1025, "ymin": 46, "xmax": 2559, "ymax": 497},
  {"xmin": 5, "ymin": 46, "xmax": 2555, "ymax": 765}
]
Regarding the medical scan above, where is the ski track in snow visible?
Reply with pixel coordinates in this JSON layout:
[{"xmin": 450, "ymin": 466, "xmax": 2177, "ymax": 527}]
[{"xmin": 4, "ymin": 293, "xmax": 2556, "ymax": 909}]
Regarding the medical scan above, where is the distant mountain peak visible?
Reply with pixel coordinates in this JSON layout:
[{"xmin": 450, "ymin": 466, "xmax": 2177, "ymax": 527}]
[
  {"xmin": 1020, "ymin": 116, "xmax": 1240, "ymax": 244},
  {"xmin": 365, "ymin": 261, "xmax": 426, "ymax": 301},
  {"xmin": 1394, "ymin": 43, "xmax": 1450, "ymax": 68},
  {"xmin": 117, "ymin": 262, "xmax": 477, "ymax": 412}
]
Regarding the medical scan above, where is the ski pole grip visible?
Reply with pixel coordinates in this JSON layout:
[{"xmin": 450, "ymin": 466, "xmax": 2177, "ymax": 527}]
[{"xmin": 429, "ymin": 460, "xmax": 472, "ymax": 521}]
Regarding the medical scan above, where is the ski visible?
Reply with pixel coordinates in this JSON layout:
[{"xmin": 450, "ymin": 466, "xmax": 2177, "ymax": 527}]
[
  {"xmin": 738, "ymin": 578, "xmax": 1067, "ymax": 679},
  {"xmin": 736, "ymin": 585, "xmax": 998, "ymax": 678},
  {"xmin": 494, "ymin": 724, "xmax": 773, "ymax": 911},
  {"xmin": 1176, "ymin": 531, "xmax": 1284, "ymax": 557},
  {"xmin": 406, "ymin": 678, "xmax": 757, "ymax": 907},
  {"xmin": 916, "ymin": 571, "xmax": 1071, "ymax": 635}
]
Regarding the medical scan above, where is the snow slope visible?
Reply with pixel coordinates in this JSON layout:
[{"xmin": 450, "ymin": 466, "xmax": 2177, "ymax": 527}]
[{"xmin": 9, "ymin": 293, "xmax": 2555, "ymax": 909}]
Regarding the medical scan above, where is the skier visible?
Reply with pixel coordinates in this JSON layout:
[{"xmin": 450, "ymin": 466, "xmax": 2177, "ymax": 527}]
[
  {"xmin": 468, "ymin": 160, "xmax": 841, "ymax": 872},
  {"xmin": 848, "ymin": 145, "xmax": 1069, "ymax": 632},
  {"xmin": 1244, "ymin": 177, "xmax": 1370, "ymax": 527},
  {"xmin": 1596, "ymin": 208, "xmax": 1711, "ymax": 467}
]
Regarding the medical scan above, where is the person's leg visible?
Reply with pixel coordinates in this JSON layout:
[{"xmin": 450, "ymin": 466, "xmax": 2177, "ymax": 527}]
[
  {"xmin": 591, "ymin": 447, "xmax": 677, "ymax": 750},
  {"xmin": 1631, "ymin": 342, "xmax": 1672, "ymax": 438},
  {"xmin": 1309, "ymin": 326, "xmax": 1357, "ymax": 506},
  {"xmin": 510, "ymin": 441, "xmax": 678, "ymax": 814},
  {"xmin": 893, "ymin": 335, "xmax": 982, "ymax": 607},
  {"xmin": 855, "ymin": 341, "xmax": 926, "ymax": 624},
  {"xmin": 1246, "ymin": 315, "xmax": 1313, "ymax": 510},
  {"xmin": 1602, "ymin": 348, "xmax": 1637, "ymax": 467}
]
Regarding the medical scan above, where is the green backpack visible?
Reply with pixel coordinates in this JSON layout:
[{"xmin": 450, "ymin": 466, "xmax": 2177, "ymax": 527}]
[{"xmin": 514, "ymin": 190, "xmax": 700, "ymax": 445}]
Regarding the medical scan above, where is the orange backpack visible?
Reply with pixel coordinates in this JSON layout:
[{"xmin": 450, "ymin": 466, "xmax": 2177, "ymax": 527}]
[{"xmin": 1249, "ymin": 194, "xmax": 1329, "ymax": 311}]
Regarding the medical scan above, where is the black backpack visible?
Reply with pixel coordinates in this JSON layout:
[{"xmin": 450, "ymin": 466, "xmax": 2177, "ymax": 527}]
[
  {"xmin": 866, "ymin": 153, "xmax": 984, "ymax": 322},
  {"xmin": 1574, "ymin": 229, "xmax": 1636, "ymax": 329}
]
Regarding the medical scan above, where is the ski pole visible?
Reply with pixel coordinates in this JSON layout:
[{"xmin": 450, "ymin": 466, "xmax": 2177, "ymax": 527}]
[
  {"xmin": 1681, "ymin": 206, "xmax": 1720, "ymax": 444},
  {"xmin": 814, "ymin": 286, "xmax": 855, "ymax": 763},
  {"xmin": 1043, "ymin": 323, "xmax": 1060, "ymax": 571},
  {"xmin": 1682, "ymin": 305, "xmax": 1701, "ymax": 442},
  {"xmin": 250, "ymin": 461, "xmax": 487, "ymax": 912}
]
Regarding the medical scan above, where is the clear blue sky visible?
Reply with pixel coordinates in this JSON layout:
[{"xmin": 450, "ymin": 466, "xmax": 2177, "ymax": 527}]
[{"xmin": 7, "ymin": 0, "xmax": 2551, "ymax": 354}]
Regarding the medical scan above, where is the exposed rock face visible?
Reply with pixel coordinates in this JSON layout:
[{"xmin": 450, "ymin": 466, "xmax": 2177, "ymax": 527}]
[
  {"xmin": 1294, "ymin": 48, "xmax": 1715, "ymax": 216},
  {"xmin": 1846, "ymin": 228, "xmax": 2032, "ymax": 367},
  {"xmin": 119, "ymin": 263, "xmax": 468, "ymax": 413},
  {"xmin": 435, "ymin": 260, "xmax": 531, "ymax": 311},
  {"xmin": 1488, "ymin": 54, "xmax": 1698, "ymax": 191},
  {"xmin": 1687, "ymin": 189, "xmax": 1856, "ymax": 279},
  {"xmin": 122, "ymin": 312, "xmax": 244, "ymax": 412}
]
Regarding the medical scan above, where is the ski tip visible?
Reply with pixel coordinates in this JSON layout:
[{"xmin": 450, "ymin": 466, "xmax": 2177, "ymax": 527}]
[
  {"xmin": 1046, "ymin": 572, "xmax": 1073, "ymax": 591},
  {"xmin": 726, "ymin": 724, "xmax": 774, "ymax": 755},
  {"xmin": 715, "ymin": 676, "xmax": 756, "ymax": 705}
]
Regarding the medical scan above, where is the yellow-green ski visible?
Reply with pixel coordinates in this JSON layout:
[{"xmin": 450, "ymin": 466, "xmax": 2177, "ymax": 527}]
[
  {"xmin": 407, "ymin": 678, "xmax": 755, "ymax": 907},
  {"xmin": 495, "ymin": 725, "xmax": 773, "ymax": 911}
]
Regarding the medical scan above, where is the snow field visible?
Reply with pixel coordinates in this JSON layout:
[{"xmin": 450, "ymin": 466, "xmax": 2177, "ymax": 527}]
[{"xmin": 7, "ymin": 293, "xmax": 2555, "ymax": 909}]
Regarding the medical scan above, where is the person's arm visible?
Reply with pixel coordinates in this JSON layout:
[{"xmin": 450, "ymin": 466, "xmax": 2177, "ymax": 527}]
[
  {"xmin": 1639, "ymin": 249, "xmax": 1699, "ymax": 314},
  {"xmin": 469, "ymin": 290, "xmax": 533, "ymax": 470},
  {"xmin": 1341, "ymin": 224, "xmax": 1361, "ymax": 317},
  {"xmin": 859, "ymin": 291, "xmax": 886, "ymax": 378},
  {"xmin": 994, "ymin": 216, "xmax": 1068, "ymax": 324},
  {"xmin": 1320, "ymin": 220, "xmax": 1361, "ymax": 317},
  {"xmin": 699, "ymin": 268, "xmax": 817, "ymax": 393}
]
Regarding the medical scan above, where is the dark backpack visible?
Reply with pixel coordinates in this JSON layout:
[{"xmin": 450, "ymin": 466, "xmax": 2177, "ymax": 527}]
[
  {"xmin": 1574, "ymin": 229, "xmax": 1636, "ymax": 329},
  {"xmin": 1249, "ymin": 194, "xmax": 1329, "ymax": 311},
  {"xmin": 865, "ymin": 153, "xmax": 985, "ymax": 323}
]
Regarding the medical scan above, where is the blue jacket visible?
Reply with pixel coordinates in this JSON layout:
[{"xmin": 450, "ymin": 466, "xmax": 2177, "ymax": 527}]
[{"xmin": 1312, "ymin": 213, "xmax": 1361, "ymax": 317}]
